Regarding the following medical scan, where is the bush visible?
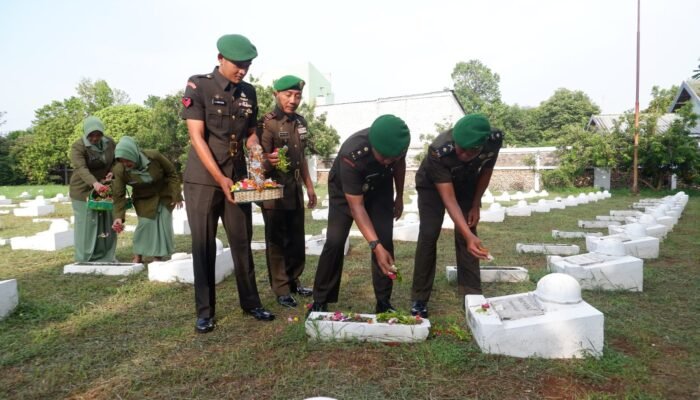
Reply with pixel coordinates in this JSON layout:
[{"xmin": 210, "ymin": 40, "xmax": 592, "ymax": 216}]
[{"xmin": 542, "ymin": 169, "xmax": 573, "ymax": 189}]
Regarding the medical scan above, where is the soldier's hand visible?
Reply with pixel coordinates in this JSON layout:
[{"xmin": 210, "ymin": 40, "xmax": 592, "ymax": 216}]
[
  {"xmin": 373, "ymin": 245, "xmax": 395, "ymax": 276},
  {"xmin": 393, "ymin": 197, "xmax": 404, "ymax": 220},
  {"xmin": 112, "ymin": 218, "xmax": 124, "ymax": 233},
  {"xmin": 266, "ymin": 150, "xmax": 280, "ymax": 167},
  {"xmin": 466, "ymin": 234, "xmax": 489, "ymax": 260},
  {"xmin": 307, "ymin": 190, "xmax": 317, "ymax": 209},
  {"xmin": 218, "ymin": 176, "xmax": 236, "ymax": 204},
  {"xmin": 93, "ymin": 181, "xmax": 109, "ymax": 193},
  {"xmin": 467, "ymin": 206, "xmax": 480, "ymax": 227}
]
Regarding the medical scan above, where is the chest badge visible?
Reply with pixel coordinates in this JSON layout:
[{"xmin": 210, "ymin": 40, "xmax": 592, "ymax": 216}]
[{"xmin": 278, "ymin": 132, "xmax": 290, "ymax": 139}]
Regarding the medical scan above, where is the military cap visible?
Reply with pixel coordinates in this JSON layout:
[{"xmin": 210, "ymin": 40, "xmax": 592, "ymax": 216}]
[
  {"xmin": 368, "ymin": 114, "xmax": 410, "ymax": 157},
  {"xmin": 82, "ymin": 116, "xmax": 105, "ymax": 136},
  {"xmin": 216, "ymin": 34, "xmax": 257, "ymax": 61},
  {"xmin": 453, "ymin": 114, "xmax": 491, "ymax": 149},
  {"xmin": 273, "ymin": 75, "xmax": 305, "ymax": 91}
]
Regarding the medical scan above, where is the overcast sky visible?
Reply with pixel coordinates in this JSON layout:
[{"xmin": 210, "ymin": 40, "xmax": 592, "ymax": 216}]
[{"xmin": 1, "ymin": 0, "xmax": 698, "ymax": 133}]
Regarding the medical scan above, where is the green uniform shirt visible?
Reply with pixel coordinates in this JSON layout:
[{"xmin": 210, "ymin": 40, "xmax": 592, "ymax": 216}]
[
  {"xmin": 111, "ymin": 149, "xmax": 183, "ymax": 221},
  {"xmin": 259, "ymin": 107, "xmax": 309, "ymax": 210},
  {"xmin": 69, "ymin": 137, "xmax": 116, "ymax": 201},
  {"xmin": 180, "ymin": 67, "xmax": 259, "ymax": 185}
]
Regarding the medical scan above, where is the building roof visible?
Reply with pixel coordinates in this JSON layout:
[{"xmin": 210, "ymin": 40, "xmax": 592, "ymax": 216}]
[
  {"xmin": 314, "ymin": 90, "xmax": 466, "ymax": 149},
  {"xmin": 669, "ymin": 80, "xmax": 700, "ymax": 113},
  {"xmin": 587, "ymin": 113, "xmax": 680, "ymax": 133}
]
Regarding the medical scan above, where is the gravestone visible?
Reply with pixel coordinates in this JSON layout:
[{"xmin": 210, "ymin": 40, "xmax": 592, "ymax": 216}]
[
  {"xmin": 546, "ymin": 197, "xmax": 566, "ymax": 210},
  {"xmin": 393, "ymin": 213, "xmax": 420, "ymax": 241},
  {"xmin": 466, "ymin": 273, "xmax": 604, "ymax": 358},
  {"xmin": 64, "ymin": 262, "xmax": 144, "ymax": 276},
  {"xmin": 481, "ymin": 203, "xmax": 505, "ymax": 222},
  {"xmin": 0, "ymin": 279, "xmax": 19, "ymax": 320},
  {"xmin": 306, "ymin": 312, "xmax": 431, "ymax": 343},
  {"xmin": 172, "ymin": 207, "xmax": 191, "ymax": 235},
  {"xmin": 505, "ymin": 200, "xmax": 532, "ymax": 217},
  {"xmin": 306, "ymin": 233, "xmax": 350, "ymax": 256},
  {"xmin": 562, "ymin": 195, "xmax": 579, "ymax": 207},
  {"xmin": 494, "ymin": 191, "xmax": 511, "ymax": 202},
  {"xmin": 593, "ymin": 167, "xmax": 611, "ymax": 190},
  {"xmin": 12, "ymin": 203, "xmax": 54, "ymax": 217},
  {"xmin": 548, "ymin": 238, "xmax": 643, "ymax": 291},
  {"xmin": 312, "ymin": 207, "xmax": 329, "ymax": 220},
  {"xmin": 148, "ymin": 239, "xmax": 233, "ymax": 284},
  {"xmin": 586, "ymin": 224, "xmax": 659, "ymax": 259},
  {"xmin": 10, "ymin": 220, "xmax": 73, "ymax": 251},
  {"xmin": 552, "ymin": 230, "xmax": 602, "ymax": 239},
  {"xmin": 0, "ymin": 196, "xmax": 11, "ymax": 205},
  {"xmin": 516, "ymin": 243, "xmax": 580, "ymax": 256},
  {"xmin": 529, "ymin": 199, "xmax": 551, "ymax": 213},
  {"xmin": 446, "ymin": 266, "xmax": 529, "ymax": 283},
  {"xmin": 578, "ymin": 220, "xmax": 620, "ymax": 229}
]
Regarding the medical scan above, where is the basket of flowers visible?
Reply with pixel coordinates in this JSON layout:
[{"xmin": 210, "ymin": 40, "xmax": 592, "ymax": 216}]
[
  {"xmin": 230, "ymin": 178, "xmax": 283, "ymax": 203},
  {"xmin": 88, "ymin": 186, "xmax": 114, "ymax": 211}
]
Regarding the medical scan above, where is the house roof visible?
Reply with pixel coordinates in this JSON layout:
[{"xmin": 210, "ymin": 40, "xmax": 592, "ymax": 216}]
[
  {"xmin": 314, "ymin": 90, "xmax": 466, "ymax": 149},
  {"xmin": 668, "ymin": 80, "xmax": 700, "ymax": 113},
  {"xmin": 587, "ymin": 113, "xmax": 682, "ymax": 133}
]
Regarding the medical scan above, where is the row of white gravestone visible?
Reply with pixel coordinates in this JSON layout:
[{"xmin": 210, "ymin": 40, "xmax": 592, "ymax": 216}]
[{"xmin": 9, "ymin": 219, "xmax": 74, "ymax": 251}]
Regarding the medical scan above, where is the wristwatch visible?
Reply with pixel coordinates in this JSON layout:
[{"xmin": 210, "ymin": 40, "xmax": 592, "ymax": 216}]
[{"xmin": 368, "ymin": 240, "xmax": 380, "ymax": 250}]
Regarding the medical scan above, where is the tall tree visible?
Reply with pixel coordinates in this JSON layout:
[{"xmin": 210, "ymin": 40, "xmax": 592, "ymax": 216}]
[
  {"xmin": 76, "ymin": 78, "xmax": 130, "ymax": 115},
  {"xmin": 534, "ymin": 88, "xmax": 601, "ymax": 144},
  {"xmin": 645, "ymin": 85, "xmax": 679, "ymax": 114},
  {"xmin": 141, "ymin": 92, "xmax": 189, "ymax": 170},
  {"xmin": 451, "ymin": 60, "xmax": 501, "ymax": 114}
]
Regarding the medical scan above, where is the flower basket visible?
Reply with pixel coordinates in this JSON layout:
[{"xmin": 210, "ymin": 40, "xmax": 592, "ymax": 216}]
[
  {"xmin": 231, "ymin": 186, "xmax": 284, "ymax": 203},
  {"xmin": 88, "ymin": 191, "xmax": 114, "ymax": 211},
  {"xmin": 305, "ymin": 311, "xmax": 431, "ymax": 343}
]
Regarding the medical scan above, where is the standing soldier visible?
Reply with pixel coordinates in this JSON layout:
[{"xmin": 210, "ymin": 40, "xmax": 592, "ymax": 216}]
[
  {"xmin": 309, "ymin": 115, "xmax": 410, "ymax": 313},
  {"xmin": 181, "ymin": 34, "xmax": 275, "ymax": 334},
  {"xmin": 259, "ymin": 75, "xmax": 317, "ymax": 308},
  {"xmin": 410, "ymin": 114, "xmax": 502, "ymax": 318}
]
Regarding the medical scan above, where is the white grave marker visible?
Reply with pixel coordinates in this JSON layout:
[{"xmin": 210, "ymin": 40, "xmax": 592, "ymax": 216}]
[{"xmin": 0, "ymin": 279, "xmax": 19, "ymax": 320}]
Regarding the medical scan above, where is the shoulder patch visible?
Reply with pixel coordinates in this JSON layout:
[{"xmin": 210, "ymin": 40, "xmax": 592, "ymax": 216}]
[
  {"xmin": 342, "ymin": 157, "xmax": 356, "ymax": 168},
  {"xmin": 350, "ymin": 146, "xmax": 371, "ymax": 161},
  {"xmin": 264, "ymin": 111, "xmax": 276, "ymax": 121},
  {"xmin": 432, "ymin": 142, "xmax": 455, "ymax": 158},
  {"xmin": 489, "ymin": 129, "xmax": 504, "ymax": 142}
]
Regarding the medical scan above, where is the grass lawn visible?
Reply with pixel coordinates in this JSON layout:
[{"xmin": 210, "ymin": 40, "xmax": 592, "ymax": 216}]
[{"xmin": 0, "ymin": 186, "xmax": 698, "ymax": 399}]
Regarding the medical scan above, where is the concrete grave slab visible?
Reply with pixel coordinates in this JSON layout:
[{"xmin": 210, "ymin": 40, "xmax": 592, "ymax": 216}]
[
  {"xmin": 64, "ymin": 262, "xmax": 145, "ymax": 276},
  {"xmin": 516, "ymin": 243, "xmax": 580, "ymax": 256},
  {"xmin": 306, "ymin": 311, "xmax": 431, "ymax": 343},
  {"xmin": 0, "ymin": 279, "xmax": 19, "ymax": 320},
  {"xmin": 578, "ymin": 220, "xmax": 621, "ymax": 229},
  {"xmin": 12, "ymin": 204, "xmax": 55, "ymax": 217},
  {"xmin": 552, "ymin": 230, "xmax": 603, "ymax": 239},
  {"xmin": 148, "ymin": 239, "xmax": 232, "ymax": 284},
  {"xmin": 447, "ymin": 266, "xmax": 529, "ymax": 283},
  {"xmin": 481, "ymin": 203, "xmax": 505, "ymax": 222},
  {"xmin": 10, "ymin": 220, "xmax": 73, "ymax": 251}
]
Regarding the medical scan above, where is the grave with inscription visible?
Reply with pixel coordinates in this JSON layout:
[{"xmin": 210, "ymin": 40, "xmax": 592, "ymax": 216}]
[
  {"xmin": 64, "ymin": 261, "xmax": 144, "ymax": 276},
  {"xmin": 552, "ymin": 230, "xmax": 603, "ymax": 239},
  {"xmin": 0, "ymin": 279, "xmax": 19, "ymax": 320},
  {"xmin": 578, "ymin": 219, "xmax": 621, "ymax": 229},
  {"xmin": 611, "ymin": 214, "xmax": 667, "ymax": 240},
  {"xmin": 466, "ymin": 273, "xmax": 604, "ymax": 358},
  {"xmin": 586, "ymin": 223, "xmax": 659, "ymax": 259},
  {"xmin": 548, "ymin": 237, "xmax": 643, "ymax": 291},
  {"xmin": 446, "ymin": 266, "xmax": 529, "ymax": 283},
  {"xmin": 11, "ymin": 220, "xmax": 73, "ymax": 251},
  {"xmin": 516, "ymin": 243, "xmax": 580, "ymax": 256},
  {"xmin": 305, "ymin": 311, "xmax": 431, "ymax": 343}
]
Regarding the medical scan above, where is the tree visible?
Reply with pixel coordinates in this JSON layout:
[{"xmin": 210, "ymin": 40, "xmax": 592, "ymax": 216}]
[
  {"xmin": 693, "ymin": 58, "xmax": 700, "ymax": 80},
  {"xmin": 0, "ymin": 130, "xmax": 29, "ymax": 184},
  {"xmin": 644, "ymin": 85, "xmax": 679, "ymax": 114},
  {"xmin": 141, "ymin": 92, "xmax": 189, "ymax": 170},
  {"xmin": 534, "ymin": 88, "xmax": 601, "ymax": 145},
  {"xmin": 484, "ymin": 102, "xmax": 539, "ymax": 146},
  {"xmin": 17, "ymin": 97, "xmax": 86, "ymax": 183},
  {"xmin": 0, "ymin": 111, "xmax": 5, "ymax": 129},
  {"xmin": 76, "ymin": 78, "xmax": 130, "ymax": 115},
  {"xmin": 451, "ymin": 60, "xmax": 501, "ymax": 114},
  {"xmin": 68, "ymin": 104, "xmax": 152, "ymax": 145}
]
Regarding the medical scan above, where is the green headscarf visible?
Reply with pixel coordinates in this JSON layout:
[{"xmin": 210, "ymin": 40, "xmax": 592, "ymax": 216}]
[
  {"xmin": 114, "ymin": 136, "xmax": 152, "ymax": 183},
  {"xmin": 82, "ymin": 116, "xmax": 110, "ymax": 160}
]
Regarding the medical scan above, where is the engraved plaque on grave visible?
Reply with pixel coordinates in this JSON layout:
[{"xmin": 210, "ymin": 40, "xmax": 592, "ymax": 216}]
[
  {"xmin": 490, "ymin": 294, "xmax": 545, "ymax": 321},
  {"xmin": 564, "ymin": 253, "xmax": 607, "ymax": 266}
]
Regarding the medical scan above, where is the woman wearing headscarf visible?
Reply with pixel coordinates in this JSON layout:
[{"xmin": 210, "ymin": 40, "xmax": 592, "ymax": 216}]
[
  {"xmin": 111, "ymin": 136, "xmax": 183, "ymax": 263},
  {"xmin": 69, "ymin": 116, "xmax": 117, "ymax": 262}
]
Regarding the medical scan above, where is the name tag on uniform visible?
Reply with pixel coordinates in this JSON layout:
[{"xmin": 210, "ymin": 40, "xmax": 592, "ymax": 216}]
[
  {"xmin": 212, "ymin": 99, "xmax": 226, "ymax": 106},
  {"xmin": 278, "ymin": 132, "xmax": 290, "ymax": 139}
]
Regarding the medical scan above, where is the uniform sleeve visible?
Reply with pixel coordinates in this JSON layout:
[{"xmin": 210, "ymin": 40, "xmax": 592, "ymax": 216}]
[
  {"xmin": 111, "ymin": 163, "xmax": 128, "ymax": 221},
  {"xmin": 425, "ymin": 152, "xmax": 453, "ymax": 184},
  {"xmin": 155, "ymin": 152, "xmax": 182, "ymax": 202},
  {"xmin": 70, "ymin": 140, "xmax": 97, "ymax": 187},
  {"xmin": 481, "ymin": 132, "xmax": 504, "ymax": 169},
  {"xmin": 338, "ymin": 155, "xmax": 366, "ymax": 195},
  {"xmin": 180, "ymin": 78, "xmax": 205, "ymax": 121}
]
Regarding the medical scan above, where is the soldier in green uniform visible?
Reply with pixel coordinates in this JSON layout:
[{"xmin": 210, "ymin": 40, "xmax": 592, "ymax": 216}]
[
  {"xmin": 258, "ymin": 75, "xmax": 317, "ymax": 308},
  {"xmin": 309, "ymin": 115, "xmax": 410, "ymax": 313},
  {"xmin": 111, "ymin": 136, "xmax": 182, "ymax": 263},
  {"xmin": 69, "ymin": 116, "xmax": 117, "ymax": 262},
  {"xmin": 410, "ymin": 114, "xmax": 503, "ymax": 318},
  {"xmin": 181, "ymin": 34, "xmax": 274, "ymax": 334}
]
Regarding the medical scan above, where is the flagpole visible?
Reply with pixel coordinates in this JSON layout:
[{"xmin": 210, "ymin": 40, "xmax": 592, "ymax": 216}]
[{"xmin": 632, "ymin": 0, "xmax": 641, "ymax": 194}]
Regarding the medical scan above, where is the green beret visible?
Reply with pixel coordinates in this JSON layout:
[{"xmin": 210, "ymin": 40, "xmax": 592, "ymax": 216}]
[
  {"xmin": 82, "ymin": 116, "xmax": 105, "ymax": 136},
  {"xmin": 453, "ymin": 114, "xmax": 491, "ymax": 149},
  {"xmin": 368, "ymin": 115, "xmax": 410, "ymax": 157},
  {"xmin": 216, "ymin": 34, "xmax": 257, "ymax": 61},
  {"xmin": 273, "ymin": 75, "xmax": 305, "ymax": 91}
]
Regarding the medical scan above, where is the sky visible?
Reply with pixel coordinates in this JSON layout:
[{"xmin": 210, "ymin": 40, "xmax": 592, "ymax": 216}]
[{"xmin": 1, "ymin": 0, "xmax": 699, "ymax": 133}]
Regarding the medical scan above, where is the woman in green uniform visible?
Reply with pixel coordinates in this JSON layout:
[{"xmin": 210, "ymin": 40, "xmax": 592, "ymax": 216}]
[
  {"xmin": 69, "ymin": 116, "xmax": 117, "ymax": 262},
  {"xmin": 111, "ymin": 136, "xmax": 183, "ymax": 263}
]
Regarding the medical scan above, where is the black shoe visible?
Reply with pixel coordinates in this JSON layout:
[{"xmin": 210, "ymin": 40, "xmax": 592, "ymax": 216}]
[
  {"xmin": 244, "ymin": 307, "xmax": 275, "ymax": 321},
  {"xmin": 410, "ymin": 300, "xmax": 429, "ymax": 318},
  {"xmin": 195, "ymin": 317, "xmax": 215, "ymax": 334},
  {"xmin": 277, "ymin": 294, "xmax": 298, "ymax": 308},
  {"xmin": 375, "ymin": 300, "xmax": 396, "ymax": 313},
  {"xmin": 295, "ymin": 286, "xmax": 313, "ymax": 297}
]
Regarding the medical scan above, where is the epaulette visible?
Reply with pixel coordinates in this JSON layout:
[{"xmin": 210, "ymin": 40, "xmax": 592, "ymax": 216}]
[
  {"xmin": 349, "ymin": 145, "xmax": 372, "ymax": 161},
  {"xmin": 263, "ymin": 111, "xmax": 277, "ymax": 121},
  {"xmin": 430, "ymin": 142, "xmax": 455, "ymax": 158},
  {"xmin": 488, "ymin": 129, "xmax": 504, "ymax": 142}
]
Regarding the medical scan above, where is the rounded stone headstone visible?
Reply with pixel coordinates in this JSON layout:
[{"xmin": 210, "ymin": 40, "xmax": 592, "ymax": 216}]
[
  {"xmin": 593, "ymin": 237, "xmax": 626, "ymax": 256},
  {"xmin": 624, "ymin": 223, "xmax": 647, "ymax": 239},
  {"xmin": 638, "ymin": 214, "xmax": 657, "ymax": 226},
  {"xmin": 489, "ymin": 203, "xmax": 502, "ymax": 210},
  {"xmin": 540, "ymin": 190, "xmax": 549, "ymax": 197},
  {"xmin": 517, "ymin": 200, "xmax": 527, "ymax": 207},
  {"xmin": 534, "ymin": 273, "xmax": 582, "ymax": 304}
]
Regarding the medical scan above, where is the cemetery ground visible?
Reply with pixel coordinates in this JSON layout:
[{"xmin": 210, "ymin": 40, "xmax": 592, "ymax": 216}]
[{"xmin": 0, "ymin": 185, "xmax": 698, "ymax": 399}]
